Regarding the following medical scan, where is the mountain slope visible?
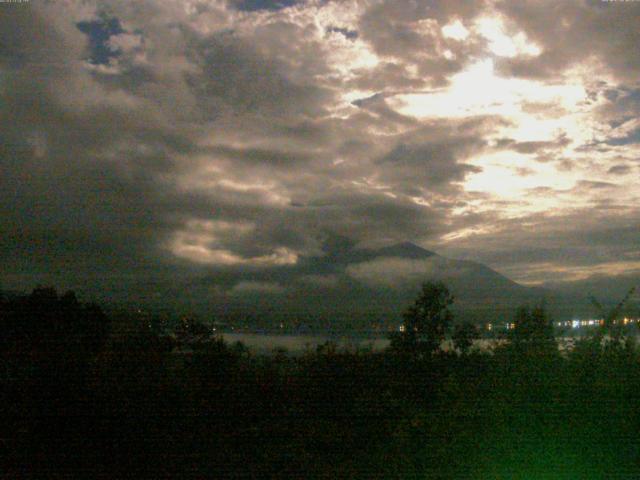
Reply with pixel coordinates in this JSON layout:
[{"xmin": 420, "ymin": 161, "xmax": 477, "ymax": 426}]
[
  {"xmin": 331, "ymin": 242, "xmax": 546, "ymax": 324},
  {"xmin": 206, "ymin": 242, "xmax": 559, "ymax": 328}
]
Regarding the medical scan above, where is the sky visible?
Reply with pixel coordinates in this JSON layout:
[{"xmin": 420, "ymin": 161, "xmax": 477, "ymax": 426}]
[{"xmin": 1, "ymin": 0, "xmax": 639, "ymax": 309}]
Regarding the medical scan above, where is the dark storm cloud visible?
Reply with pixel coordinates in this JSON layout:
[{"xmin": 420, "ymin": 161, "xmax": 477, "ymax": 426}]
[
  {"xmin": 586, "ymin": 85, "xmax": 640, "ymax": 151},
  {"xmin": 0, "ymin": 5, "xmax": 214, "ymax": 284},
  {"xmin": 604, "ymin": 128, "xmax": 640, "ymax": 147},
  {"xmin": 351, "ymin": 92, "xmax": 419, "ymax": 127},
  {"xmin": 353, "ymin": 116, "xmax": 500, "ymax": 201},
  {"xmin": 346, "ymin": 62, "xmax": 427, "ymax": 92},
  {"xmin": 0, "ymin": 111, "xmax": 206, "ymax": 272},
  {"xmin": 357, "ymin": 0, "xmax": 487, "ymax": 87},
  {"xmin": 2, "ymin": 0, "xmax": 638, "ymax": 308},
  {"xmin": 575, "ymin": 180, "xmax": 617, "ymax": 190},
  {"xmin": 608, "ymin": 164, "xmax": 632, "ymax": 175},
  {"xmin": 229, "ymin": 0, "xmax": 300, "ymax": 12},
  {"xmin": 377, "ymin": 141, "xmax": 481, "ymax": 193},
  {"xmin": 205, "ymin": 145, "xmax": 312, "ymax": 167},
  {"xmin": 442, "ymin": 207, "xmax": 640, "ymax": 287},
  {"xmin": 495, "ymin": 134, "xmax": 571, "ymax": 155},
  {"xmin": 589, "ymin": 85, "xmax": 640, "ymax": 122},
  {"xmin": 1, "ymin": 1, "xmax": 469, "ymax": 299},
  {"xmin": 495, "ymin": 0, "xmax": 640, "ymax": 81},
  {"xmin": 184, "ymin": 29, "xmax": 332, "ymax": 119},
  {"xmin": 524, "ymin": 180, "xmax": 619, "ymax": 198}
]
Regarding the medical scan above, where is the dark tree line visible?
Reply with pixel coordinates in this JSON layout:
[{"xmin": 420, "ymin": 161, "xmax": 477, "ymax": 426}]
[
  {"xmin": 1, "ymin": 286, "xmax": 109, "ymax": 360},
  {"xmin": 2, "ymin": 283, "xmax": 640, "ymax": 479}
]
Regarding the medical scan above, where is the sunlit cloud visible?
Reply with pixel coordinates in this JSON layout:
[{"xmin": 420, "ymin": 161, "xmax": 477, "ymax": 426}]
[
  {"xmin": 2, "ymin": 0, "xmax": 640, "ymax": 303},
  {"xmin": 169, "ymin": 220, "xmax": 298, "ymax": 266},
  {"xmin": 474, "ymin": 16, "xmax": 541, "ymax": 58},
  {"xmin": 441, "ymin": 20, "xmax": 469, "ymax": 41},
  {"xmin": 501, "ymin": 260, "xmax": 640, "ymax": 286},
  {"xmin": 389, "ymin": 59, "xmax": 586, "ymax": 122}
]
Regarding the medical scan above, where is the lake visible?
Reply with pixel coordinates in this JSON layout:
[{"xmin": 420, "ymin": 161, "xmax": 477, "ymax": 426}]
[
  {"xmin": 221, "ymin": 332, "xmax": 391, "ymax": 354},
  {"xmin": 218, "ymin": 334, "xmax": 603, "ymax": 355}
]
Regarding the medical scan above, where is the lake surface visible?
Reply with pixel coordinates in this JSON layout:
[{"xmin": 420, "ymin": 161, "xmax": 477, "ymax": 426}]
[
  {"xmin": 220, "ymin": 334, "xmax": 504, "ymax": 354},
  {"xmin": 218, "ymin": 333, "xmax": 607, "ymax": 355},
  {"xmin": 221, "ymin": 333, "xmax": 391, "ymax": 354}
]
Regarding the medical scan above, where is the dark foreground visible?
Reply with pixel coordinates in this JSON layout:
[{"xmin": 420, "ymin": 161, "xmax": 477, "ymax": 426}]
[{"xmin": 3, "ymin": 289, "xmax": 640, "ymax": 478}]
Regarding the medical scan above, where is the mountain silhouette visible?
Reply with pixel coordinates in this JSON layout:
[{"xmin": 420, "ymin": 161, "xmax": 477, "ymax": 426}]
[
  {"xmin": 373, "ymin": 241, "xmax": 436, "ymax": 259},
  {"xmin": 324, "ymin": 242, "xmax": 542, "ymax": 324},
  {"xmin": 196, "ymin": 241, "xmax": 563, "ymax": 329},
  {"xmin": 136, "ymin": 239, "xmax": 598, "ymax": 329}
]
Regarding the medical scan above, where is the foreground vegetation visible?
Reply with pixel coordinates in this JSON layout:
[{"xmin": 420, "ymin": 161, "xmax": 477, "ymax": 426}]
[{"xmin": 2, "ymin": 285, "xmax": 640, "ymax": 479}]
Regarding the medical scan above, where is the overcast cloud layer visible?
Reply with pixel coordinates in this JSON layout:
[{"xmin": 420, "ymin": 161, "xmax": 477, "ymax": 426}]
[{"xmin": 1, "ymin": 0, "xmax": 639, "ymax": 307}]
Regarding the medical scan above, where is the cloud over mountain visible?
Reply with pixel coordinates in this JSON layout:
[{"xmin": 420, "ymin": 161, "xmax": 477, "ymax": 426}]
[{"xmin": 1, "ymin": 0, "xmax": 639, "ymax": 311}]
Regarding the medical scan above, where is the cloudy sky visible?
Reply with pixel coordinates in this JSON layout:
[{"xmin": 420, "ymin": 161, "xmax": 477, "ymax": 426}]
[{"xmin": 1, "ymin": 0, "xmax": 639, "ymax": 306}]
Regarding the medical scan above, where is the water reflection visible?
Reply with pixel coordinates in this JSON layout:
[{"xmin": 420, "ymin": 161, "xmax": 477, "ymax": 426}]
[{"xmin": 221, "ymin": 333, "xmax": 390, "ymax": 354}]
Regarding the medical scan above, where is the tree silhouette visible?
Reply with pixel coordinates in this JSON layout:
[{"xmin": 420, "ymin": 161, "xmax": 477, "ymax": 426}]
[
  {"xmin": 0, "ymin": 286, "xmax": 109, "ymax": 358},
  {"xmin": 511, "ymin": 304, "xmax": 556, "ymax": 355},
  {"xmin": 589, "ymin": 286, "xmax": 636, "ymax": 341},
  {"xmin": 452, "ymin": 321, "xmax": 480, "ymax": 355},
  {"xmin": 391, "ymin": 281, "xmax": 454, "ymax": 355}
]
